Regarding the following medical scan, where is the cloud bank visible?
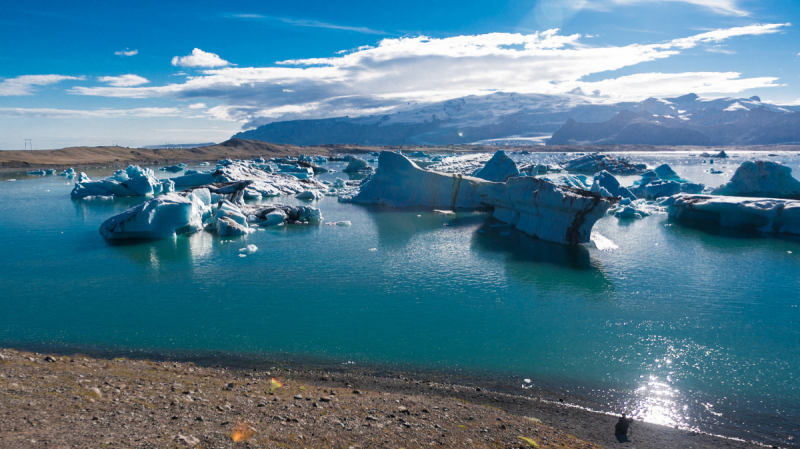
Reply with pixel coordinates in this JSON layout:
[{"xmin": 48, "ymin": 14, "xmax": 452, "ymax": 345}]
[
  {"xmin": 0, "ymin": 75, "xmax": 84, "ymax": 96},
  {"xmin": 66, "ymin": 23, "xmax": 788, "ymax": 124}
]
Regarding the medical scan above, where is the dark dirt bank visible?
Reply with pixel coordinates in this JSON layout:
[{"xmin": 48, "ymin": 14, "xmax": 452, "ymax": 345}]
[
  {"xmin": 0, "ymin": 348, "xmax": 767, "ymax": 449},
  {"xmin": 2, "ymin": 138, "xmax": 799, "ymax": 172}
]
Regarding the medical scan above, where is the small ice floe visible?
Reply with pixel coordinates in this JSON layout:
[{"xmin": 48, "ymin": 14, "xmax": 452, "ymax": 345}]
[
  {"xmin": 433, "ymin": 209, "xmax": 455, "ymax": 215},
  {"xmin": 238, "ymin": 254, "xmax": 247, "ymax": 258},
  {"xmin": 325, "ymin": 221, "xmax": 351, "ymax": 226},
  {"xmin": 591, "ymin": 233, "xmax": 619, "ymax": 251},
  {"xmin": 7, "ymin": 179, "xmax": 16, "ymax": 182},
  {"xmin": 368, "ymin": 248, "xmax": 377, "ymax": 251},
  {"xmin": 296, "ymin": 190, "xmax": 324, "ymax": 200},
  {"xmin": 239, "ymin": 244, "xmax": 258, "ymax": 253}
]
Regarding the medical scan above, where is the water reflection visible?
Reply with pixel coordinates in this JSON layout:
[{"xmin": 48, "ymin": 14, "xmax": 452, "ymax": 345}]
[{"xmin": 470, "ymin": 220, "xmax": 613, "ymax": 295}]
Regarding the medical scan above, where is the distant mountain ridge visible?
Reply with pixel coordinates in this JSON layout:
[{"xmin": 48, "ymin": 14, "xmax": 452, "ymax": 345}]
[{"xmin": 233, "ymin": 92, "xmax": 800, "ymax": 146}]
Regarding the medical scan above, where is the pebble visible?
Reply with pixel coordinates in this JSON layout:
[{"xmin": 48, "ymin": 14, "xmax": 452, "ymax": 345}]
[
  {"xmin": 44, "ymin": 356, "xmax": 56, "ymax": 363},
  {"xmin": 294, "ymin": 394, "xmax": 303, "ymax": 400}
]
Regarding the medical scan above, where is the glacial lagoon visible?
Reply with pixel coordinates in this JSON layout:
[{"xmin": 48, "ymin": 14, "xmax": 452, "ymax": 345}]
[{"xmin": 1, "ymin": 152, "xmax": 798, "ymax": 446}]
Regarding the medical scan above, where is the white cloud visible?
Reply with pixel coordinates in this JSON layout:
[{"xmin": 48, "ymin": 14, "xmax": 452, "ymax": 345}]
[
  {"xmin": 0, "ymin": 107, "xmax": 182, "ymax": 119},
  {"xmin": 230, "ymin": 14, "xmax": 387, "ymax": 35},
  {"xmin": 586, "ymin": 0, "xmax": 748, "ymax": 16},
  {"xmin": 114, "ymin": 48, "xmax": 138, "ymax": 56},
  {"xmin": 171, "ymin": 48, "xmax": 231, "ymax": 68},
  {"xmin": 0, "ymin": 75, "xmax": 84, "ymax": 96},
  {"xmin": 98, "ymin": 74, "xmax": 149, "ymax": 87},
  {"xmin": 188, "ymin": 102, "xmax": 207, "ymax": 109},
  {"xmin": 72, "ymin": 23, "xmax": 788, "ymax": 122}
]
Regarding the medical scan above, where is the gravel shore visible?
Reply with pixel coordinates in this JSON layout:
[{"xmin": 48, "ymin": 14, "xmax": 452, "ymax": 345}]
[{"xmin": 0, "ymin": 348, "xmax": 764, "ymax": 449}]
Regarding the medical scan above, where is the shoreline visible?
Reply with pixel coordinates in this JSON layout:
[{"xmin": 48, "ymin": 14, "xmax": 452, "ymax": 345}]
[
  {"xmin": 1, "ymin": 138, "xmax": 799, "ymax": 173},
  {"xmin": 0, "ymin": 346, "xmax": 774, "ymax": 448}
]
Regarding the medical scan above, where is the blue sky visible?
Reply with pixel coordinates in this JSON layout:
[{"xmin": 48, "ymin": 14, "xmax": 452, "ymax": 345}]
[{"xmin": 0, "ymin": 0, "xmax": 798, "ymax": 149}]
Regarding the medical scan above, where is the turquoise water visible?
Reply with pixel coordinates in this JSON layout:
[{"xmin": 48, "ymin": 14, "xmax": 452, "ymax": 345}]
[{"xmin": 0, "ymin": 153, "xmax": 798, "ymax": 446}]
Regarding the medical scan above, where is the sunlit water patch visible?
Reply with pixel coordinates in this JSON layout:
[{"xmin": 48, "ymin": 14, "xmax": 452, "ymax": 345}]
[{"xmin": 0, "ymin": 154, "xmax": 798, "ymax": 447}]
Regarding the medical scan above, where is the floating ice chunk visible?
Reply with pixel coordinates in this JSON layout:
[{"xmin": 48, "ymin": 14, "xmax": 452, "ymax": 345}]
[
  {"xmin": 99, "ymin": 193, "xmax": 205, "ymax": 239},
  {"xmin": 608, "ymin": 199, "xmax": 664, "ymax": 219},
  {"xmin": 239, "ymin": 244, "xmax": 258, "ymax": 253},
  {"xmin": 199, "ymin": 162, "xmax": 209, "ymax": 166},
  {"xmin": 160, "ymin": 165, "xmax": 185, "ymax": 173},
  {"xmin": 77, "ymin": 172, "xmax": 91, "ymax": 183},
  {"xmin": 667, "ymin": 194, "xmax": 800, "ymax": 235},
  {"xmin": 472, "ymin": 150, "xmax": 519, "ymax": 182},
  {"xmin": 433, "ymin": 210, "xmax": 455, "ymax": 215},
  {"xmin": 476, "ymin": 177, "xmax": 615, "ymax": 244},
  {"xmin": 58, "ymin": 168, "xmax": 76, "ymax": 177},
  {"xmin": 296, "ymin": 190, "xmax": 324, "ymax": 200},
  {"xmin": 590, "ymin": 171, "xmax": 636, "ymax": 200},
  {"xmin": 27, "ymin": 169, "xmax": 47, "ymax": 176},
  {"xmin": 333, "ymin": 178, "xmax": 346, "ymax": 189},
  {"xmin": 325, "ymin": 221, "xmax": 352, "ymax": 226},
  {"xmin": 711, "ymin": 161, "xmax": 800, "ymax": 199},
  {"xmin": 263, "ymin": 210, "xmax": 287, "ymax": 226}
]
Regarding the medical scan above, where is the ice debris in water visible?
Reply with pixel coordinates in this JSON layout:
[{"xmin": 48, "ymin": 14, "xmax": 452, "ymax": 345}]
[
  {"xmin": 711, "ymin": 160, "xmax": 800, "ymax": 199},
  {"xmin": 325, "ymin": 221, "xmax": 352, "ymax": 226},
  {"xmin": 58, "ymin": 168, "xmax": 76, "ymax": 177},
  {"xmin": 239, "ymin": 244, "xmax": 258, "ymax": 253},
  {"xmin": 591, "ymin": 171, "xmax": 636, "ymax": 200}
]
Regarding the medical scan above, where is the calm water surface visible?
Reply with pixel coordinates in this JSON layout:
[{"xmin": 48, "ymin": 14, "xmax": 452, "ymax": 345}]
[{"xmin": 0, "ymin": 152, "xmax": 798, "ymax": 446}]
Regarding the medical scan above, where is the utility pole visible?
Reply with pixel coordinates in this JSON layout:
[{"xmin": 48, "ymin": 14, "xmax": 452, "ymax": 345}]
[{"xmin": 24, "ymin": 139, "xmax": 33, "ymax": 150}]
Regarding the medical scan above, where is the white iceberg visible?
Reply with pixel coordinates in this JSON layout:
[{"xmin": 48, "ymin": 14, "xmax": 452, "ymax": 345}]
[
  {"xmin": 472, "ymin": 150, "xmax": 519, "ymax": 182},
  {"xmin": 711, "ymin": 161, "xmax": 800, "ymax": 199},
  {"xmin": 58, "ymin": 168, "xmax": 76, "ymax": 177},
  {"xmin": 666, "ymin": 194, "xmax": 800, "ymax": 236}
]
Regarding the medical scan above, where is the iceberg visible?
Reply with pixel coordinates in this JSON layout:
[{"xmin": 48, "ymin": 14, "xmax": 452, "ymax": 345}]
[
  {"xmin": 352, "ymin": 152, "xmax": 614, "ymax": 244},
  {"xmin": 27, "ymin": 169, "xmax": 47, "ymax": 176},
  {"xmin": 160, "ymin": 165, "xmax": 185, "ymax": 173},
  {"xmin": 170, "ymin": 161, "xmax": 325, "ymax": 197},
  {"xmin": 607, "ymin": 198, "xmax": 664, "ymax": 219},
  {"xmin": 296, "ymin": 190, "xmax": 324, "ymax": 200},
  {"xmin": 629, "ymin": 166, "xmax": 704, "ymax": 200},
  {"xmin": 71, "ymin": 165, "xmax": 172, "ymax": 199},
  {"xmin": 711, "ymin": 161, "xmax": 800, "ymax": 199},
  {"xmin": 99, "ymin": 189, "xmax": 209, "ymax": 239},
  {"xmin": 590, "ymin": 171, "xmax": 636, "ymax": 200},
  {"xmin": 240, "ymin": 203, "xmax": 323, "ymax": 226},
  {"xmin": 666, "ymin": 194, "xmax": 800, "ymax": 236},
  {"xmin": 538, "ymin": 174, "xmax": 590, "ymax": 190},
  {"xmin": 343, "ymin": 157, "xmax": 373, "ymax": 173},
  {"xmin": 58, "ymin": 168, "xmax": 76, "ymax": 177},
  {"xmin": 351, "ymin": 151, "xmax": 484, "ymax": 208},
  {"xmin": 562, "ymin": 153, "xmax": 646, "ymax": 175},
  {"xmin": 472, "ymin": 150, "xmax": 519, "ymax": 182},
  {"xmin": 476, "ymin": 177, "xmax": 615, "ymax": 244},
  {"xmin": 653, "ymin": 163, "xmax": 685, "ymax": 182}
]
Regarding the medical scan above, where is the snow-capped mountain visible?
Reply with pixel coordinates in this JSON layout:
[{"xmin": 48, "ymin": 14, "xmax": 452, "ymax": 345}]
[{"xmin": 233, "ymin": 92, "xmax": 800, "ymax": 146}]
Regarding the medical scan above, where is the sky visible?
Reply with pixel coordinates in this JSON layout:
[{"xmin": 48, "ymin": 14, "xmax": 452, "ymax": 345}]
[{"xmin": 0, "ymin": 0, "xmax": 799, "ymax": 150}]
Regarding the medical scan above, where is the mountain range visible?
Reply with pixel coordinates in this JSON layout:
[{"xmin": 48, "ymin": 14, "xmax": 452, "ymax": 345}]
[{"xmin": 233, "ymin": 92, "xmax": 800, "ymax": 146}]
